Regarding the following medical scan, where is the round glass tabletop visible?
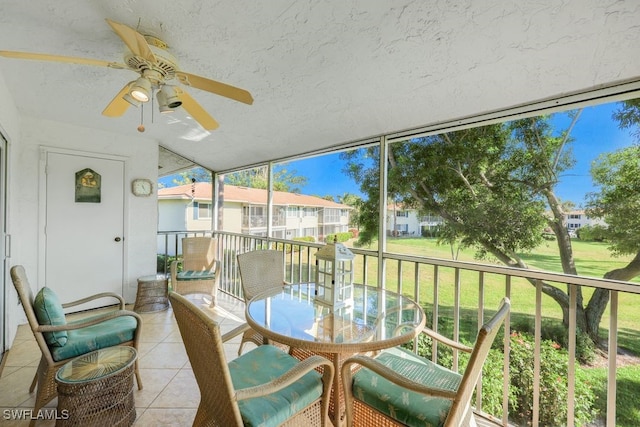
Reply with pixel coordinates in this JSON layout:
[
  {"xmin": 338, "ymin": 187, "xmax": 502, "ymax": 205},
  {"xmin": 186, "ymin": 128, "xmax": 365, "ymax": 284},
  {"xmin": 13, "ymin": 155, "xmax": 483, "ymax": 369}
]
[
  {"xmin": 56, "ymin": 346, "xmax": 137, "ymax": 384},
  {"xmin": 246, "ymin": 283, "xmax": 425, "ymax": 353}
]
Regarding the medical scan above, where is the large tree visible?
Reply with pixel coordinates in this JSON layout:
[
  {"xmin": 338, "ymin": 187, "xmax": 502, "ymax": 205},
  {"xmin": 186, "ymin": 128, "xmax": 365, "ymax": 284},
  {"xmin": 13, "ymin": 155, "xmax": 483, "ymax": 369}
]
[
  {"xmin": 584, "ymin": 99, "xmax": 640, "ymax": 282},
  {"xmin": 342, "ymin": 112, "xmax": 625, "ymax": 343},
  {"xmin": 585, "ymin": 144, "xmax": 640, "ymax": 280}
]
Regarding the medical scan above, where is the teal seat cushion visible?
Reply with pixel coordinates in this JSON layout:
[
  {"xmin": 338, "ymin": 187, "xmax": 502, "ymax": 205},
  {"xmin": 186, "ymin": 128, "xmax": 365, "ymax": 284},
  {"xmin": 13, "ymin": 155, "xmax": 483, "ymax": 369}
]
[
  {"xmin": 228, "ymin": 344, "xmax": 323, "ymax": 427},
  {"xmin": 176, "ymin": 270, "xmax": 215, "ymax": 281},
  {"xmin": 352, "ymin": 346, "xmax": 462, "ymax": 427},
  {"xmin": 33, "ymin": 287, "xmax": 68, "ymax": 347},
  {"xmin": 50, "ymin": 315, "xmax": 137, "ymax": 361}
]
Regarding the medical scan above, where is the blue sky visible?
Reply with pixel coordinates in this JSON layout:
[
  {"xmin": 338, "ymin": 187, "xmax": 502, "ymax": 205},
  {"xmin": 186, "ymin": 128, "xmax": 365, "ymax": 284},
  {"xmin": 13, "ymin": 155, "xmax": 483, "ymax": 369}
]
[
  {"xmin": 285, "ymin": 101, "xmax": 635, "ymax": 206},
  {"xmin": 162, "ymin": 100, "xmax": 635, "ymax": 206},
  {"xmin": 551, "ymin": 102, "xmax": 634, "ymax": 206}
]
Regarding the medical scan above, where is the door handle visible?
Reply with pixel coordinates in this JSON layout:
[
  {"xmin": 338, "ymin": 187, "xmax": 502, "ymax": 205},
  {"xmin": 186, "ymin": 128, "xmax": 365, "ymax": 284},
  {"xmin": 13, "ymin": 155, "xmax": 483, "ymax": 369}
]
[{"xmin": 114, "ymin": 237, "xmax": 122, "ymax": 242}]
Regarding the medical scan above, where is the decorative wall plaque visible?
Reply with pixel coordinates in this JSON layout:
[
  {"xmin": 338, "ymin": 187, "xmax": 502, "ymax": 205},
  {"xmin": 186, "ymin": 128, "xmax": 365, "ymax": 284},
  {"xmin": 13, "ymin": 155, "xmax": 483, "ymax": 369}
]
[{"xmin": 75, "ymin": 168, "xmax": 101, "ymax": 203}]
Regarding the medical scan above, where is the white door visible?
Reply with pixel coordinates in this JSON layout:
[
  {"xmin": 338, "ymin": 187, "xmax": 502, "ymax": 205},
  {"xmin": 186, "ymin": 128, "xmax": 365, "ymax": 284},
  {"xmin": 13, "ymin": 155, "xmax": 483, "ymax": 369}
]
[{"xmin": 45, "ymin": 151, "xmax": 125, "ymax": 311}]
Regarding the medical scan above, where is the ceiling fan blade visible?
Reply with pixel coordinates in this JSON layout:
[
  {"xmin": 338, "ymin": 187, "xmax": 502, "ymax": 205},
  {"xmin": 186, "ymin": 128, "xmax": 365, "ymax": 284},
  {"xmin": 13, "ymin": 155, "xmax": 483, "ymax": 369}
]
[
  {"xmin": 175, "ymin": 71, "xmax": 253, "ymax": 105},
  {"xmin": 175, "ymin": 88, "xmax": 219, "ymax": 130},
  {"xmin": 105, "ymin": 19, "xmax": 156, "ymax": 63},
  {"xmin": 102, "ymin": 83, "xmax": 132, "ymax": 117},
  {"xmin": 0, "ymin": 50, "xmax": 126, "ymax": 69}
]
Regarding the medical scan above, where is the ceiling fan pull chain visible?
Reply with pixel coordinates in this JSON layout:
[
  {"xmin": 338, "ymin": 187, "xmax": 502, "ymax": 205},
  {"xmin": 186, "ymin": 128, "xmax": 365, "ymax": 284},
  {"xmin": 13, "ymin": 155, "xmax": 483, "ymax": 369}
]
[{"xmin": 138, "ymin": 104, "xmax": 145, "ymax": 133}]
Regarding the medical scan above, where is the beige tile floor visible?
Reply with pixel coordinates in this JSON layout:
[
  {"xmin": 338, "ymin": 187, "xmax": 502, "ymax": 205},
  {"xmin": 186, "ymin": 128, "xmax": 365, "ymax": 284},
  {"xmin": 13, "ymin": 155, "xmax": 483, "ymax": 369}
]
[{"xmin": 0, "ymin": 292, "xmax": 250, "ymax": 426}]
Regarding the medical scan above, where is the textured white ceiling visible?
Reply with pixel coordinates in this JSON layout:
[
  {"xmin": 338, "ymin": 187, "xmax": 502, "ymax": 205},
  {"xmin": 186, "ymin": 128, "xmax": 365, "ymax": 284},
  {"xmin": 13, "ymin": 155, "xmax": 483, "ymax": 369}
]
[{"xmin": 0, "ymin": 1, "xmax": 638, "ymax": 173}]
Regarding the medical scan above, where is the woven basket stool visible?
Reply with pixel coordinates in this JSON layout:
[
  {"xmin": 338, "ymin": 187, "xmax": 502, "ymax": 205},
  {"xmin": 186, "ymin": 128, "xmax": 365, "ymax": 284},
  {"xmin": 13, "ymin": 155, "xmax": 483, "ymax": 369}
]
[
  {"xmin": 55, "ymin": 346, "xmax": 137, "ymax": 427},
  {"xmin": 133, "ymin": 274, "xmax": 169, "ymax": 313}
]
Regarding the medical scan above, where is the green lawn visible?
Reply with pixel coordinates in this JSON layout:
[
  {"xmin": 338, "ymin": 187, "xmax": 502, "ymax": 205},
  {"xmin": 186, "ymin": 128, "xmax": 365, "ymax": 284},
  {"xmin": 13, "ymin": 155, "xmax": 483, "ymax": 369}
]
[{"xmin": 378, "ymin": 237, "xmax": 640, "ymax": 353}]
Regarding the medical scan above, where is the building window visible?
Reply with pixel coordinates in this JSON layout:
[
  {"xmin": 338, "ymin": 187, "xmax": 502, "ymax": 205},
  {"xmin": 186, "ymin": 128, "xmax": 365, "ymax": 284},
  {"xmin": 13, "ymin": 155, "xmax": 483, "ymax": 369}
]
[
  {"xmin": 287, "ymin": 206, "xmax": 299, "ymax": 217},
  {"xmin": 568, "ymin": 214, "xmax": 582, "ymax": 219},
  {"xmin": 195, "ymin": 202, "xmax": 211, "ymax": 219},
  {"xmin": 304, "ymin": 207, "xmax": 317, "ymax": 217},
  {"xmin": 396, "ymin": 211, "xmax": 409, "ymax": 217},
  {"xmin": 323, "ymin": 208, "xmax": 340, "ymax": 223}
]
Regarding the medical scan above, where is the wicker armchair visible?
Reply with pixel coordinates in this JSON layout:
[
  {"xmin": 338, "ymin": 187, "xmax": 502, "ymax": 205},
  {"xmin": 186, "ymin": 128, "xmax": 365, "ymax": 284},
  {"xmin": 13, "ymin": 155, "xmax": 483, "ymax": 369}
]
[
  {"xmin": 10, "ymin": 265, "xmax": 143, "ymax": 427},
  {"xmin": 170, "ymin": 237, "xmax": 220, "ymax": 307},
  {"xmin": 169, "ymin": 291, "xmax": 335, "ymax": 427},
  {"xmin": 342, "ymin": 298, "xmax": 510, "ymax": 427},
  {"xmin": 236, "ymin": 249, "xmax": 289, "ymax": 355}
]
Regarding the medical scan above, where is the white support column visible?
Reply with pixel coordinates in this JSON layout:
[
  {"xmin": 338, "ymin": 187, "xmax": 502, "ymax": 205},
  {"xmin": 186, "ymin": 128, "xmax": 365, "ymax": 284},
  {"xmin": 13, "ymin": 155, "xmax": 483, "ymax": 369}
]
[
  {"xmin": 267, "ymin": 162, "xmax": 273, "ymax": 243},
  {"xmin": 378, "ymin": 136, "xmax": 388, "ymax": 289}
]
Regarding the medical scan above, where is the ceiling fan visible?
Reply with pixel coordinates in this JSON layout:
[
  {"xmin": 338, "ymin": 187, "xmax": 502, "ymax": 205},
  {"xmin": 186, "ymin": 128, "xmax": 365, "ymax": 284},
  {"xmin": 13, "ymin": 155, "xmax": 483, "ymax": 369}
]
[{"xmin": 0, "ymin": 19, "xmax": 253, "ymax": 131}]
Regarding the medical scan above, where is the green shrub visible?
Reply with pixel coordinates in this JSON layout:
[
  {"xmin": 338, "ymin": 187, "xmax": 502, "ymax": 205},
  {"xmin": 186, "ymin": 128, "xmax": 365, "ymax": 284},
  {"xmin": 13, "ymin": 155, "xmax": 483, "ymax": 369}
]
[
  {"xmin": 505, "ymin": 331, "xmax": 597, "ymax": 426},
  {"xmin": 511, "ymin": 318, "xmax": 596, "ymax": 365},
  {"xmin": 577, "ymin": 225, "xmax": 608, "ymax": 242},
  {"xmin": 157, "ymin": 254, "xmax": 178, "ymax": 273},
  {"xmin": 275, "ymin": 236, "xmax": 316, "ymax": 253},
  {"xmin": 294, "ymin": 236, "xmax": 316, "ymax": 243},
  {"xmin": 404, "ymin": 330, "xmax": 597, "ymax": 426},
  {"xmin": 324, "ymin": 232, "xmax": 352, "ymax": 243},
  {"xmin": 421, "ymin": 226, "xmax": 441, "ymax": 238}
]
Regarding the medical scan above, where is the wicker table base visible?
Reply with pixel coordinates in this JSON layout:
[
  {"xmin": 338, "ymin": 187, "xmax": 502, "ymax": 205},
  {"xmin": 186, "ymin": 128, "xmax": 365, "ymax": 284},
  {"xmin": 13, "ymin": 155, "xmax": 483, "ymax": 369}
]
[
  {"xmin": 55, "ymin": 347, "xmax": 137, "ymax": 427},
  {"xmin": 134, "ymin": 274, "xmax": 169, "ymax": 313},
  {"xmin": 290, "ymin": 348, "xmax": 351, "ymax": 426}
]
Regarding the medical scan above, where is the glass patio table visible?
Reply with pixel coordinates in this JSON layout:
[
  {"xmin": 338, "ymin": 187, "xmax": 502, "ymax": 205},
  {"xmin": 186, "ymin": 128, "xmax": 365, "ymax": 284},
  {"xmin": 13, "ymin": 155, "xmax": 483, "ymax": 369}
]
[{"xmin": 245, "ymin": 283, "xmax": 426, "ymax": 427}]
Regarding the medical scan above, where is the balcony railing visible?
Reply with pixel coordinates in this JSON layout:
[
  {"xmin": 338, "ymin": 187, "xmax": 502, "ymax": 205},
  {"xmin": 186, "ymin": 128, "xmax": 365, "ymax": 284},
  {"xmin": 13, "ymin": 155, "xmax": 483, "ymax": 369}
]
[{"xmin": 158, "ymin": 230, "xmax": 639, "ymax": 426}]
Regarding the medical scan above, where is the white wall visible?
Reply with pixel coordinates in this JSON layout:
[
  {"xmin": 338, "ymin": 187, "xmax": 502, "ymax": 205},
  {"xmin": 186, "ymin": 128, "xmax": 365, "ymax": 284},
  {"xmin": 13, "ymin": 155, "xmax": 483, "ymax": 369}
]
[
  {"xmin": 386, "ymin": 210, "xmax": 421, "ymax": 235},
  {"xmin": 222, "ymin": 202, "xmax": 243, "ymax": 233},
  {"xmin": 158, "ymin": 199, "xmax": 188, "ymax": 231},
  {"xmin": 1, "ymin": 100, "xmax": 159, "ymax": 348},
  {"xmin": 0, "ymin": 68, "xmax": 21, "ymax": 351}
]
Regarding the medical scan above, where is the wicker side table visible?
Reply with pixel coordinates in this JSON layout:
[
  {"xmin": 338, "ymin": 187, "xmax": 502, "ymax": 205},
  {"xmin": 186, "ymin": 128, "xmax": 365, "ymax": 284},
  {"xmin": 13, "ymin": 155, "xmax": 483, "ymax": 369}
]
[
  {"xmin": 134, "ymin": 274, "xmax": 169, "ymax": 313},
  {"xmin": 55, "ymin": 346, "xmax": 137, "ymax": 427}
]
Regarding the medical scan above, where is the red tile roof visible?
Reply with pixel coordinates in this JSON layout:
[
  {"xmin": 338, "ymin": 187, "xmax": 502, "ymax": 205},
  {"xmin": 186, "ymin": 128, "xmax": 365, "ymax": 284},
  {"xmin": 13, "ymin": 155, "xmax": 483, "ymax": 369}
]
[{"xmin": 158, "ymin": 182, "xmax": 351, "ymax": 209}]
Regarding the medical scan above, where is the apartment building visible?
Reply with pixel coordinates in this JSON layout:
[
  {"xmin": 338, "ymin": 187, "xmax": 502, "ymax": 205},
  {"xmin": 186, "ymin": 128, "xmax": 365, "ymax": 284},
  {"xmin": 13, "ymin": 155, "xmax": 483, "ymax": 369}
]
[{"xmin": 158, "ymin": 182, "xmax": 351, "ymax": 241}]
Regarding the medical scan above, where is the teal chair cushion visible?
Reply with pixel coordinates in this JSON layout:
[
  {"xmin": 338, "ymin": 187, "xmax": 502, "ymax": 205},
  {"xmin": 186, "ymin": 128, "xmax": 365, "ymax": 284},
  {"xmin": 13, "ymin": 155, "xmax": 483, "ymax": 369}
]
[
  {"xmin": 352, "ymin": 346, "xmax": 462, "ymax": 427},
  {"xmin": 228, "ymin": 344, "xmax": 323, "ymax": 427},
  {"xmin": 33, "ymin": 287, "xmax": 68, "ymax": 347},
  {"xmin": 176, "ymin": 270, "xmax": 215, "ymax": 281},
  {"xmin": 50, "ymin": 315, "xmax": 137, "ymax": 362}
]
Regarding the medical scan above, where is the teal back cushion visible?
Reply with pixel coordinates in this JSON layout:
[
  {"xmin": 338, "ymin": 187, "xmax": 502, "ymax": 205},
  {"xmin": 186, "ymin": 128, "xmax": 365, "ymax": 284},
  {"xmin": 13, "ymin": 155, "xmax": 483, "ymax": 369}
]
[{"xmin": 33, "ymin": 287, "xmax": 68, "ymax": 347}]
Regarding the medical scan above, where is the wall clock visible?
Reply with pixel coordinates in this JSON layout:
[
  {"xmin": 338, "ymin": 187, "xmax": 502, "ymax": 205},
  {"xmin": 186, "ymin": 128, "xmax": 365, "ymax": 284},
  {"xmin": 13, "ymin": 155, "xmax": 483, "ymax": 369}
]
[{"xmin": 131, "ymin": 178, "xmax": 153, "ymax": 197}]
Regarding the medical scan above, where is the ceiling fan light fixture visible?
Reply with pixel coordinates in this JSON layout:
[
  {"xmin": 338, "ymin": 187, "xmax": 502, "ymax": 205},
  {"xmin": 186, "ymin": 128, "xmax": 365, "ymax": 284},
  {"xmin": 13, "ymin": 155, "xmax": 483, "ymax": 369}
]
[
  {"xmin": 123, "ymin": 92, "xmax": 141, "ymax": 107},
  {"xmin": 157, "ymin": 89, "xmax": 174, "ymax": 114},
  {"xmin": 130, "ymin": 77, "xmax": 151, "ymax": 102},
  {"xmin": 159, "ymin": 85, "xmax": 182, "ymax": 109},
  {"xmin": 157, "ymin": 99, "xmax": 173, "ymax": 114}
]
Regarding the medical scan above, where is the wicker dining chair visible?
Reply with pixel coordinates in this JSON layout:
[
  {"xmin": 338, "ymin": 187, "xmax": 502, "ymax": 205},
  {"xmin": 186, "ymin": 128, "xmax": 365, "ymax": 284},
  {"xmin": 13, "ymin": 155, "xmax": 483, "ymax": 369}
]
[
  {"xmin": 170, "ymin": 237, "xmax": 220, "ymax": 307},
  {"xmin": 236, "ymin": 249, "xmax": 289, "ymax": 355},
  {"xmin": 169, "ymin": 291, "xmax": 335, "ymax": 427},
  {"xmin": 342, "ymin": 298, "xmax": 510, "ymax": 427},
  {"xmin": 10, "ymin": 265, "xmax": 143, "ymax": 427}
]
